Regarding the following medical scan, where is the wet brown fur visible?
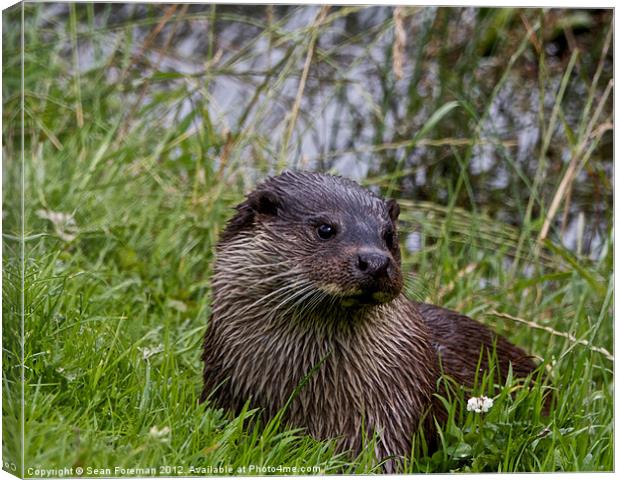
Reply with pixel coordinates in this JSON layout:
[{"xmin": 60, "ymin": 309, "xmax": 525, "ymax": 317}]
[{"xmin": 201, "ymin": 171, "xmax": 541, "ymax": 465}]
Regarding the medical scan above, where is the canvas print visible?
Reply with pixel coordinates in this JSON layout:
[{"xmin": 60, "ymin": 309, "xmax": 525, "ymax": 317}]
[{"xmin": 2, "ymin": 2, "xmax": 613, "ymax": 476}]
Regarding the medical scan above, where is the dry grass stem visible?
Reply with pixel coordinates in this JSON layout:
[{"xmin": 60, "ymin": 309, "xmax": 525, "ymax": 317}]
[
  {"xmin": 279, "ymin": 6, "xmax": 330, "ymax": 167},
  {"xmin": 490, "ymin": 310, "xmax": 613, "ymax": 361},
  {"xmin": 538, "ymin": 78, "xmax": 613, "ymax": 242},
  {"xmin": 392, "ymin": 7, "xmax": 406, "ymax": 81}
]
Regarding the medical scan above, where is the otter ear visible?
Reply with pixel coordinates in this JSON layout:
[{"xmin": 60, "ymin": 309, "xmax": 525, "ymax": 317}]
[
  {"xmin": 220, "ymin": 190, "xmax": 281, "ymax": 242},
  {"xmin": 248, "ymin": 189, "xmax": 281, "ymax": 216},
  {"xmin": 386, "ymin": 199, "xmax": 400, "ymax": 222}
]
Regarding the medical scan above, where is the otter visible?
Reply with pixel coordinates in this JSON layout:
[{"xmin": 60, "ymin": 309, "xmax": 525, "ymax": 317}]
[{"xmin": 201, "ymin": 171, "xmax": 542, "ymax": 464}]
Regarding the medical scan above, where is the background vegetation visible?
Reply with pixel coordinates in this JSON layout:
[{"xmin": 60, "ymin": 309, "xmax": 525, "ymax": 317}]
[{"xmin": 3, "ymin": 4, "xmax": 613, "ymax": 475}]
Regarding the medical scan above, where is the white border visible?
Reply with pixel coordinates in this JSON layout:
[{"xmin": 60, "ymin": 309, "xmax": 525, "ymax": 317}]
[{"xmin": 0, "ymin": 1, "xmax": 615, "ymax": 480}]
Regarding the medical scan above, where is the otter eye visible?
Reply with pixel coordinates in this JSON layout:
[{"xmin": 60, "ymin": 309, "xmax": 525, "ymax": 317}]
[{"xmin": 317, "ymin": 224, "xmax": 336, "ymax": 240}]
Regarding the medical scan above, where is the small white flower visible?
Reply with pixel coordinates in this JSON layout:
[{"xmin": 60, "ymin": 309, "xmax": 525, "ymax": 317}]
[
  {"xmin": 467, "ymin": 395, "xmax": 494, "ymax": 413},
  {"xmin": 167, "ymin": 299, "xmax": 188, "ymax": 312},
  {"xmin": 149, "ymin": 426, "xmax": 171, "ymax": 442},
  {"xmin": 36, "ymin": 209, "xmax": 78, "ymax": 242},
  {"xmin": 138, "ymin": 344, "xmax": 164, "ymax": 360}
]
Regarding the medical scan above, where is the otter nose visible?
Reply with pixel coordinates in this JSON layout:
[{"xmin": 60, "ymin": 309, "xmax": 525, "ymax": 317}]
[{"xmin": 357, "ymin": 251, "xmax": 390, "ymax": 278}]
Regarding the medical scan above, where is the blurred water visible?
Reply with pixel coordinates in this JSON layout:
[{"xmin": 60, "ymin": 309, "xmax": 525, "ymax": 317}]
[{"xmin": 31, "ymin": 3, "xmax": 613, "ymax": 257}]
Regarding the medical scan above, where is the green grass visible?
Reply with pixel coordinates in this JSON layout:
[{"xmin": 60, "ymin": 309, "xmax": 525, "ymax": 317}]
[{"xmin": 3, "ymin": 4, "xmax": 613, "ymax": 475}]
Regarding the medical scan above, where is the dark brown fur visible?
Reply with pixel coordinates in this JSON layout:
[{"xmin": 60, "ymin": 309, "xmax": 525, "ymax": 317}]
[{"xmin": 201, "ymin": 171, "xmax": 541, "ymax": 466}]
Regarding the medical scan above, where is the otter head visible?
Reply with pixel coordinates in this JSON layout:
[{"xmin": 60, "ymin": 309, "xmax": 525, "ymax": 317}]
[{"xmin": 218, "ymin": 171, "xmax": 403, "ymax": 313}]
